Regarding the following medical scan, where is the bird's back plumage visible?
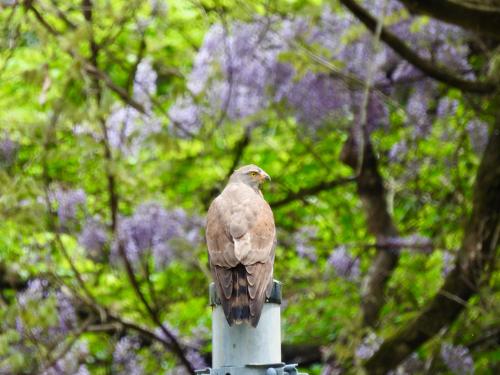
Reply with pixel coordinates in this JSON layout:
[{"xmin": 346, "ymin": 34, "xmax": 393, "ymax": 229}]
[{"xmin": 206, "ymin": 177, "xmax": 275, "ymax": 327}]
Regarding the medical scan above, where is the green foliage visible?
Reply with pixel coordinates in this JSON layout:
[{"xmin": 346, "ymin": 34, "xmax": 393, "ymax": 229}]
[{"xmin": 0, "ymin": 0, "xmax": 498, "ymax": 374}]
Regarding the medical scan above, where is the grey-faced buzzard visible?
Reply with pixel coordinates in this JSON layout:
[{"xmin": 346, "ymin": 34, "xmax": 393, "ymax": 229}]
[{"xmin": 206, "ymin": 165, "xmax": 275, "ymax": 327}]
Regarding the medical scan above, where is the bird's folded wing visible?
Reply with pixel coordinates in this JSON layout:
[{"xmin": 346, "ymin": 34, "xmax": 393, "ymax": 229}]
[
  {"xmin": 236, "ymin": 198, "xmax": 275, "ymax": 264},
  {"xmin": 245, "ymin": 242, "xmax": 275, "ymax": 320},
  {"xmin": 206, "ymin": 198, "xmax": 239, "ymax": 268},
  {"xmin": 212, "ymin": 265, "xmax": 233, "ymax": 300}
]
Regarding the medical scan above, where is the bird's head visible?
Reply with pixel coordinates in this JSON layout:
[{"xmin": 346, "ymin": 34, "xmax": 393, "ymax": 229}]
[{"xmin": 229, "ymin": 164, "xmax": 271, "ymax": 190}]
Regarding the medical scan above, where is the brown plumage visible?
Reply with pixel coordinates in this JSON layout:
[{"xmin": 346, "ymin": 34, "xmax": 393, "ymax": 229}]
[{"xmin": 206, "ymin": 165, "xmax": 275, "ymax": 327}]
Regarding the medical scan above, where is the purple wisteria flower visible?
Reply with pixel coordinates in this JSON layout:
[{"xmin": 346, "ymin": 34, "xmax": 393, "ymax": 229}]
[
  {"xmin": 105, "ymin": 104, "xmax": 161, "ymax": 155},
  {"xmin": 364, "ymin": 0, "xmax": 404, "ymax": 18},
  {"xmin": 73, "ymin": 366, "xmax": 91, "ymax": 375},
  {"xmin": 175, "ymin": 4, "xmax": 473, "ymax": 138},
  {"xmin": 133, "ymin": 58, "xmax": 157, "ymax": 108},
  {"xmin": 112, "ymin": 202, "xmax": 203, "ymax": 269},
  {"xmin": 328, "ymin": 246, "xmax": 360, "ymax": 281},
  {"xmin": 388, "ymin": 140, "xmax": 408, "ymax": 163},
  {"xmin": 293, "ymin": 226, "xmax": 318, "ymax": 261},
  {"xmin": 177, "ymin": 17, "xmax": 354, "ymax": 132},
  {"xmin": 387, "ymin": 352, "xmax": 425, "ymax": 375},
  {"xmin": 16, "ymin": 280, "xmax": 78, "ymax": 347},
  {"xmin": 168, "ymin": 96, "xmax": 202, "ymax": 137},
  {"xmin": 436, "ymin": 97, "xmax": 458, "ymax": 118},
  {"xmin": 392, "ymin": 61, "xmax": 421, "ymax": 83},
  {"xmin": 0, "ymin": 136, "xmax": 18, "ymax": 167},
  {"xmin": 286, "ymin": 72, "xmax": 350, "ymax": 129},
  {"xmin": 40, "ymin": 341, "xmax": 89, "ymax": 375},
  {"xmin": 442, "ymin": 251, "xmax": 455, "ymax": 277},
  {"xmin": 154, "ymin": 322, "xmax": 207, "ymax": 370},
  {"xmin": 388, "ymin": 14, "xmax": 471, "ymax": 73},
  {"xmin": 17, "ymin": 278, "xmax": 49, "ymax": 307},
  {"xmin": 320, "ymin": 363, "xmax": 342, "ymax": 375},
  {"xmin": 55, "ymin": 291, "xmax": 77, "ymax": 333},
  {"xmin": 0, "ymin": 0, "xmax": 17, "ymax": 7},
  {"xmin": 355, "ymin": 332, "xmax": 382, "ymax": 360},
  {"xmin": 102, "ymin": 57, "xmax": 161, "ymax": 155},
  {"xmin": 187, "ymin": 24, "xmax": 224, "ymax": 95},
  {"xmin": 150, "ymin": 0, "xmax": 168, "ymax": 17},
  {"xmin": 441, "ymin": 343, "xmax": 474, "ymax": 375},
  {"xmin": 106, "ymin": 105, "xmax": 140, "ymax": 149},
  {"xmin": 310, "ymin": 7, "xmax": 350, "ymax": 53},
  {"xmin": 186, "ymin": 348, "xmax": 208, "ymax": 370},
  {"xmin": 112, "ymin": 337, "xmax": 143, "ymax": 375},
  {"xmin": 168, "ymin": 349, "xmax": 207, "ymax": 373},
  {"xmin": 51, "ymin": 188, "xmax": 86, "ymax": 227},
  {"xmin": 406, "ymin": 81, "xmax": 435, "ymax": 135},
  {"xmin": 466, "ymin": 120, "xmax": 489, "ymax": 155},
  {"xmin": 191, "ymin": 21, "xmax": 281, "ymax": 121},
  {"xmin": 78, "ymin": 218, "xmax": 108, "ymax": 260}
]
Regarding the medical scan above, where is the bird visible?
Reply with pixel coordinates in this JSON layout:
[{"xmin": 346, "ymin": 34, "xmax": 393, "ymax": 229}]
[{"xmin": 206, "ymin": 164, "xmax": 276, "ymax": 327}]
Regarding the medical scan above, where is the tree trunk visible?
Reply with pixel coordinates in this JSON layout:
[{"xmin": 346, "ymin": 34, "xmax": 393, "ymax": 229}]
[
  {"xmin": 364, "ymin": 115, "xmax": 500, "ymax": 374},
  {"xmin": 341, "ymin": 133, "xmax": 401, "ymax": 327}
]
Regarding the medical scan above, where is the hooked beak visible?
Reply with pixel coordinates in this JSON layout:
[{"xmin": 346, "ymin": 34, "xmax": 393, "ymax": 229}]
[{"xmin": 259, "ymin": 172, "xmax": 271, "ymax": 182}]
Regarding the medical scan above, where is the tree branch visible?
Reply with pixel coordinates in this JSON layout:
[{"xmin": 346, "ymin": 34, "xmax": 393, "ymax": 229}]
[
  {"xmin": 126, "ymin": 33, "xmax": 147, "ymax": 93},
  {"xmin": 1, "ymin": 259, "xmax": 202, "ymax": 372},
  {"xmin": 24, "ymin": 1, "xmax": 146, "ymax": 113},
  {"xmin": 1, "ymin": 261, "xmax": 325, "ymax": 369},
  {"xmin": 80, "ymin": 0, "xmax": 119, "ymax": 232},
  {"xmin": 226, "ymin": 124, "xmax": 254, "ymax": 179},
  {"xmin": 81, "ymin": 61, "xmax": 146, "ymax": 113},
  {"xmin": 0, "ymin": 262, "xmax": 27, "ymax": 291},
  {"xmin": 80, "ymin": 4, "xmax": 191, "ymax": 369},
  {"xmin": 39, "ymin": 317, "xmax": 93, "ymax": 374},
  {"xmin": 203, "ymin": 124, "xmax": 255, "ymax": 207},
  {"xmin": 397, "ymin": 0, "xmax": 500, "ymax": 38},
  {"xmin": 25, "ymin": 1, "xmax": 60, "ymax": 36},
  {"xmin": 270, "ymin": 177, "xmax": 356, "ymax": 208},
  {"xmin": 340, "ymin": 132, "xmax": 401, "ymax": 327},
  {"xmin": 116, "ymin": 242, "xmax": 196, "ymax": 374},
  {"xmin": 49, "ymin": 0, "xmax": 77, "ymax": 30},
  {"xmin": 39, "ymin": 93, "xmax": 101, "ymax": 310},
  {"xmin": 364, "ymin": 114, "xmax": 500, "ymax": 374},
  {"xmin": 282, "ymin": 343, "xmax": 324, "ymax": 366},
  {"xmin": 338, "ymin": 0, "xmax": 498, "ymax": 94},
  {"xmin": 85, "ymin": 303, "xmax": 194, "ymax": 355}
]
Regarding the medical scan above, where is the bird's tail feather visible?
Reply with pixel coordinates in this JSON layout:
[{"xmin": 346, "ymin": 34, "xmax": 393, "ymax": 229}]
[{"xmin": 228, "ymin": 264, "xmax": 250, "ymax": 325}]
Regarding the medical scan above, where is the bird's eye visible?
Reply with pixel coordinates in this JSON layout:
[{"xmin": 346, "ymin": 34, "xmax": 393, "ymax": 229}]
[{"xmin": 250, "ymin": 171, "xmax": 258, "ymax": 177}]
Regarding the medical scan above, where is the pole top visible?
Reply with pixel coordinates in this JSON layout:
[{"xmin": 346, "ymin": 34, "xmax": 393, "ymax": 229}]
[{"xmin": 209, "ymin": 280, "xmax": 282, "ymax": 306}]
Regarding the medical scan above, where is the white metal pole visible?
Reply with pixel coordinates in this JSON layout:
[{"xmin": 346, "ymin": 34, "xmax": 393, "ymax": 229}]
[
  {"xmin": 196, "ymin": 281, "xmax": 307, "ymax": 375},
  {"xmin": 212, "ymin": 297, "xmax": 281, "ymax": 367}
]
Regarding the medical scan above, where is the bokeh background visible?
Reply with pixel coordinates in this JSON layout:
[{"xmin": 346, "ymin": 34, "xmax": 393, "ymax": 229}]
[{"xmin": 1, "ymin": 0, "xmax": 499, "ymax": 374}]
